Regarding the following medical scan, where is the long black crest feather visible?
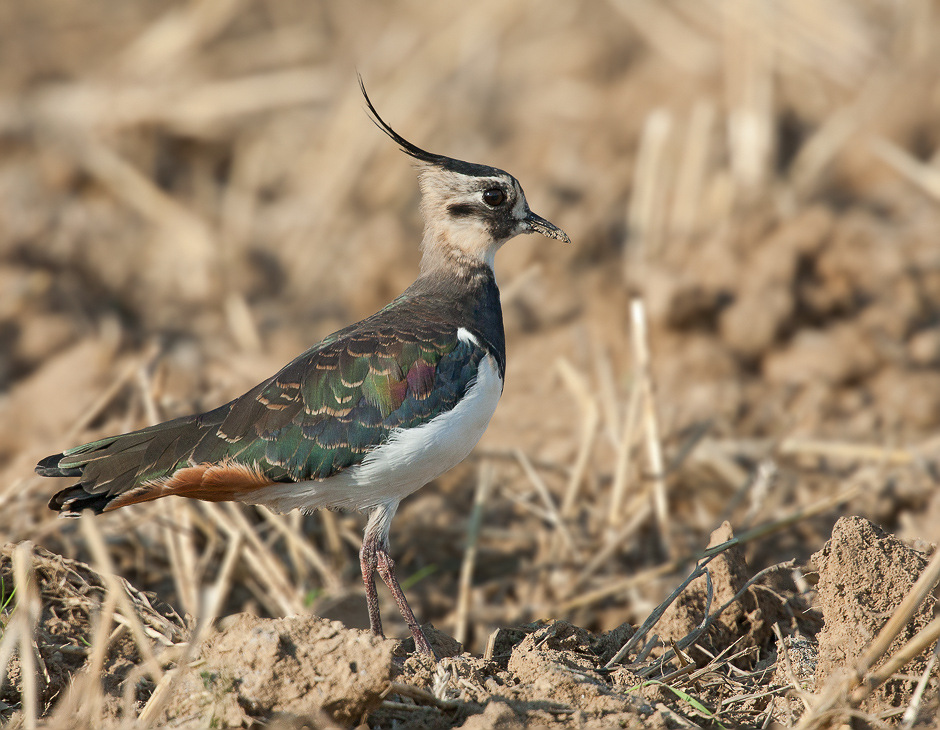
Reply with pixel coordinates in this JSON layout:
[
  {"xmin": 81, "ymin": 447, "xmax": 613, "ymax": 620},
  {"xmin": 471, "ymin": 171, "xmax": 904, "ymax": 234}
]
[
  {"xmin": 358, "ymin": 74, "xmax": 441, "ymax": 165},
  {"xmin": 357, "ymin": 74, "xmax": 503, "ymax": 179}
]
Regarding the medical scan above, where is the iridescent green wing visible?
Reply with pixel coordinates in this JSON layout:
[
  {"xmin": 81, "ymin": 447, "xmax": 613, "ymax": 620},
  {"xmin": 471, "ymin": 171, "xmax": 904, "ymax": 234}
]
[{"xmin": 191, "ymin": 320, "xmax": 486, "ymax": 481}]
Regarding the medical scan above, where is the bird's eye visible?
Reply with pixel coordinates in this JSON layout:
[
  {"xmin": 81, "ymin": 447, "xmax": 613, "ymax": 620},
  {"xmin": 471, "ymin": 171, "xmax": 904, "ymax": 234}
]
[{"xmin": 482, "ymin": 188, "xmax": 505, "ymax": 207}]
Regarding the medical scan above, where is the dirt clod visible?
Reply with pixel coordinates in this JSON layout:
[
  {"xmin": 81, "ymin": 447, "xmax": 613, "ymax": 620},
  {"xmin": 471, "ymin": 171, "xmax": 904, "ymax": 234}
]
[
  {"xmin": 162, "ymin": 614, "xmax": 394, "ymax": 728},
  {"xmin": 811, "ymin": 516, "xmax": 938, "ymax": 712},
  {"xmin": 659, "ymin": 522, "xmax": 783, "ymax": 664}
]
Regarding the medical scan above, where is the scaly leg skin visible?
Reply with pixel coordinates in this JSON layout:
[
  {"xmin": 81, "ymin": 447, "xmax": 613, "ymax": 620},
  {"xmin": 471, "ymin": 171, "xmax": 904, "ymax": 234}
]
[
  {"xmin": 375, "ymin": 546, "xmax": 436, "ymax": 658},
  {"xmin": 360, "ymin": 502, "xmax": 436, "ymax": 658},
  {"xmin": 359, "ymin": 536, "xmax": 384, "ymax": 639}
]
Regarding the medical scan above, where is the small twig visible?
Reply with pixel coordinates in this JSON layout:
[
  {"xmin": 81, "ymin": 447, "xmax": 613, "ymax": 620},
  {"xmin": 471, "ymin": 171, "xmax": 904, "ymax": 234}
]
[
  {"xmin": 606, "ymin": 556, "xmax": 718, "ymax": 668},
  {"xmin": 636, "ymin": 560, "xmax": 795, "ymax": 677}
]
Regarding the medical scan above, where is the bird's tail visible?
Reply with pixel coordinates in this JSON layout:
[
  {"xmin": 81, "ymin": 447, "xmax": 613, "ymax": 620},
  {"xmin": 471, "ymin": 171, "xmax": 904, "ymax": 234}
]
[
  {"xmin": 38, "ymin": 403, "xmax": 279, "ymax": 517},
  {"xmin": 39, "ymin": 406, "xmax": 224, "ymax": 517}
]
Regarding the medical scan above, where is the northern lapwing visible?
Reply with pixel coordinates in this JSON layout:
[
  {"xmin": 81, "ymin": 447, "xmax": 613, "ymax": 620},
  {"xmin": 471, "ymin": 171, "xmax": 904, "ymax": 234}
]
[{"xmin": 36, "ymin": 78, "xmax": 570, "ymax": 657}]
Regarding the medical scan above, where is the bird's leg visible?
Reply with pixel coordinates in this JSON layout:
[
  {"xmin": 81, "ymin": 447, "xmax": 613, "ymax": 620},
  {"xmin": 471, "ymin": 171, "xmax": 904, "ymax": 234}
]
[
  {"xmin": 359, "ymin": 534, "xmax": 384, "ymax": 639},
  {"xmin": 374, "ymin": 546, "xmax": 435, "ymax": 658},
  {"xmin": 362, "ymin": 502, "xmax": 435, "ymax": 658}
]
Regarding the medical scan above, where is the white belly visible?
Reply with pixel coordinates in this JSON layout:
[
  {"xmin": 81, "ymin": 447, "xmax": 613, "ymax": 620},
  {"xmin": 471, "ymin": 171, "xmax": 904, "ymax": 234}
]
[{"xmin": 249, "ymin": 351, "xmax": 503, "ymax": 514}]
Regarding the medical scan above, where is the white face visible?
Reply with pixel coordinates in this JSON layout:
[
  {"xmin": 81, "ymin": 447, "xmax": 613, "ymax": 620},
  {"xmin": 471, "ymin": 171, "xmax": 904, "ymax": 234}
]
[{"xmin": 418, "ymin": 168, "xmax": 533, "ymax": 269}]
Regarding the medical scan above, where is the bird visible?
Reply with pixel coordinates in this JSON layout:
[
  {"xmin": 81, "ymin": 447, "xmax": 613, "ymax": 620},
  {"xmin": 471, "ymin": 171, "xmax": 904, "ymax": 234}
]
[{"xmin": 35, "ymin": 78, "xmax": 570, "ymax": 658}]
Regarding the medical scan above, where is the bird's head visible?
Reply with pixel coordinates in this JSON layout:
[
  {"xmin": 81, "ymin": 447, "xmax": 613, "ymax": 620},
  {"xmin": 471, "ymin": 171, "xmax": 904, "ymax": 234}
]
[{"xmin": 360, "ymin": 78, "xmax": 569, "ymax": 274}]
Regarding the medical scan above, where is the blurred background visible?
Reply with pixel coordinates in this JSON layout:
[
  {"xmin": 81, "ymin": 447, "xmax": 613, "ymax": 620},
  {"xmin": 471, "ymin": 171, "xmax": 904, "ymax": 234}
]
[{"xmin": 2, "ymin": 0, "xmax": 940, "ymax": 655}]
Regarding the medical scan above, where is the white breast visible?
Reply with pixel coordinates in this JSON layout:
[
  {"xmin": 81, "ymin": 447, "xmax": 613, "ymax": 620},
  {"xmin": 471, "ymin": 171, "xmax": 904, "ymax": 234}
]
[{"xmin": 249, "ymin": 346, "xmax": 503, "ymax": 515}]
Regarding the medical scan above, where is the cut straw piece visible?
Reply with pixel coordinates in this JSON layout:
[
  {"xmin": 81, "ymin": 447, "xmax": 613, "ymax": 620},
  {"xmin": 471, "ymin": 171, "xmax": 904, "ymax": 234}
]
[
  {"xmin": 454, "ymin": 462, "xmax": 493, "ymax": 646},
  {"xmin": 13, "ymin": 543, "xmax": 38, "ymax": 730},
  {"xmin": 724, "ymin": 0, "xmax": 775, "ymax": 196},
  {"xmin": 631, "ymin": 299, "xmax": 670, "ymax": 559},
  {"xmin": 626, "ymin": 110, "xmax": 673, "ymax": 264}
]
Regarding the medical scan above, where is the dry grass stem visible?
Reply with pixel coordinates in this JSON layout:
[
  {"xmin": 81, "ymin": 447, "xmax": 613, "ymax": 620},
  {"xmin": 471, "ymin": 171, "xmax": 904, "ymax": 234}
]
[
  {"xmin": 605, "ymin": 557, "xmax": 717, "ymax": 669},
  {"xmin": 555, "ymin": 357, "xmax": 600, "ymax": 519},
  {"xmin": 607, "ymin": 0, "xmax": 716, "ymax": 75},
  {"xmin": 454, "ymin": 461, "xmax": 493, "ymax": 646},
  {"xmin": 569, "ymin": 500, "xmax": 651, "ymax": 595},
  {"xmin": 607, "ymin": 362, "xmax": 643, "ymax": 528},
  {"xmin": 65, "ymin": 347, "xmax": 158, "ymax": 443},
  {"xmin": 788, "ymin": 69, "xmax": 898, "ymax": 197},
  {"xmin": 258, "ymin": 506, "xmax": 341, "ymax": 591},
  {"xmin": 635, "ymin": 560, "xmax": 795, "ymax": 678},
  {"xmin": 702, "ymin": 484, "xmax": 862, "ymax": 559},
  {"xmin": 201, "ymin": 502, "xmax": 301, "ymax": 615},
  {"xmin": 82, "ymin": 590, "xmax": 117, "ymax": 725},
  {"xmin": 513, "ymin": 448, "xmax": 580, "ymax": 561},
  {"xmin": 723, "ymin": 0, "xmax": 775, "ymax": 195},
  {"xmin": 80, "ymin": 517, "xmax": 165, "ymax": 683}
]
